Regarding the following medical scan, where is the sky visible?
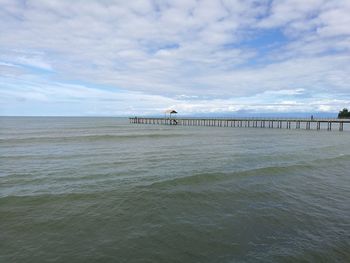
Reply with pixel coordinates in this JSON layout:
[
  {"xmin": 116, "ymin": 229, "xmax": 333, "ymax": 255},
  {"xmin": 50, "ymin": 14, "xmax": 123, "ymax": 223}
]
[{"xmin": 1, "ymin": 0, "xmax": 350, "ymax": 116}]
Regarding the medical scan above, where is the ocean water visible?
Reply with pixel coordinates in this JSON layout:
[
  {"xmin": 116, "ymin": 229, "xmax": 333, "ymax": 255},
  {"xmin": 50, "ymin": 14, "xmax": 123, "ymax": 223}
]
[{"xmin": 1, "ymin": 117, "xmax": 350, "ymax": 262}]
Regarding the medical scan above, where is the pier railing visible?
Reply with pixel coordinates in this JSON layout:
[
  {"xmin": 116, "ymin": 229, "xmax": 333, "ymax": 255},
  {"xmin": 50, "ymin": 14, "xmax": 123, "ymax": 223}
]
[{"xmin": 129, "ymin": 117, "xmax": 350, "ymax": 131}]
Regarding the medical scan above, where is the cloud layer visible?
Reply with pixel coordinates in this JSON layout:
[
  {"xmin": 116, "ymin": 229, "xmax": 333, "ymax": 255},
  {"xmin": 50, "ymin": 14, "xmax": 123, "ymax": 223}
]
[{"xmin": 1, "ymin": 0, "xmax": 350, "ymax": 115}]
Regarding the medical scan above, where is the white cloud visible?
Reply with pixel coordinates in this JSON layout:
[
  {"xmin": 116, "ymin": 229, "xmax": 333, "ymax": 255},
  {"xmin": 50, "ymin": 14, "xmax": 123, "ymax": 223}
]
[
  {"xmin": 1, "ymin": 74, "xmax": 348, "ymax": 116},
  {"xmin": 0, "ymin": 0, "xmax": 349, "ymax": 115}
]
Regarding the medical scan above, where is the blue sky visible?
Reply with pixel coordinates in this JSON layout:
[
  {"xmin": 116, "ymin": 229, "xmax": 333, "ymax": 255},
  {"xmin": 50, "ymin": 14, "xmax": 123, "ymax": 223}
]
[{"xmin": 1, "ymin": 0, "xmax": 350, "ymax": 116}]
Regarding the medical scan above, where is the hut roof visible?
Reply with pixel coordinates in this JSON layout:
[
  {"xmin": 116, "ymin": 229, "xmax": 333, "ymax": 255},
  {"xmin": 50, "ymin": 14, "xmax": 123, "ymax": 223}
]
[{"xmin": 164, "ymin": 109, "xmax": 177, "ymax": 114}]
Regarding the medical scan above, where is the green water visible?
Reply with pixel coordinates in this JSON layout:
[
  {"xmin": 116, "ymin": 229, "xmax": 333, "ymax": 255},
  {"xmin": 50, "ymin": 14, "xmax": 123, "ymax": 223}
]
[{"xmin": 1, "ymin": 117, "xmax": 350, "ymax": 262}]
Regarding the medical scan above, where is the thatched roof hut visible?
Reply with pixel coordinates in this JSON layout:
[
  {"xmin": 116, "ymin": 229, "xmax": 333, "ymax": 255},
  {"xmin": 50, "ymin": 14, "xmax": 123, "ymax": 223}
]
[
  {"xmin": 164, "ymin": 109, "xmax": 177, "ymax": 118},
  {"xmin": 164, "ymin": 110, "xmax": 177, "ymax": 114}
]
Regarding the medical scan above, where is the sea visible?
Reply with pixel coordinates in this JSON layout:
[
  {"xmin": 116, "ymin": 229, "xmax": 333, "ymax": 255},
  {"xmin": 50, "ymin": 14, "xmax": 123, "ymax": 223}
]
[{"xmin": 1, "ymin": 117, "xmax": 350, "ymax": 262}]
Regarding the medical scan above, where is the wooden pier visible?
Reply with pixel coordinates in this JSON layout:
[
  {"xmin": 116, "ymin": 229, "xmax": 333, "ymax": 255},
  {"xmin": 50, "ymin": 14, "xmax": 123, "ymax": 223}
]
[{"xmin": 129, "ymin": 117, "xmax": 350, "ymax": 131}]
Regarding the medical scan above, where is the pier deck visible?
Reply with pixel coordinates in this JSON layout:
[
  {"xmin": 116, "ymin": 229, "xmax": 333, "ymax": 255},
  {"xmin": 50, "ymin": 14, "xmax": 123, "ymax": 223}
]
[{"xmin": 129, "ymin": 117, "xmax": 350, "ymax": 131}]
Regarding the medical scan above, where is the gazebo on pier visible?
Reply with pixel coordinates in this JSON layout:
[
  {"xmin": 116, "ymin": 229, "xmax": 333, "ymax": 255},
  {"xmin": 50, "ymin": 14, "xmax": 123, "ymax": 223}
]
[{"xmin": 164, "ymin": 110, "xmax": 178, "ymax": 125}]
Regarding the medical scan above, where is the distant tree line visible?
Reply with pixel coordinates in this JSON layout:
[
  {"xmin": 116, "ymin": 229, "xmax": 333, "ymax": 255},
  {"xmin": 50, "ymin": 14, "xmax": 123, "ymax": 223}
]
[{"xmin": 338, "ymin": 108, "xmax": 350, "ymax": 119}]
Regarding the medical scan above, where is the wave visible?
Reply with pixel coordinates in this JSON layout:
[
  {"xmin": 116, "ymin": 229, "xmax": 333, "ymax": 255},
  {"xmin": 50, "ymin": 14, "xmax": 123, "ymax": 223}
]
[
  {"xmin": 148, "ymin": 155, "xmax": 350, "ymax": 188},
  {"xmin": 148, "ymin": 166, "xmax": 305, "ymax": 188},
  {"xmin": 0, "ymin": 133, "xmax": 185, "ymax": 144},
  {"xmin": 0, "ymin": 190, "xmax": 104, "ymax": 201}
]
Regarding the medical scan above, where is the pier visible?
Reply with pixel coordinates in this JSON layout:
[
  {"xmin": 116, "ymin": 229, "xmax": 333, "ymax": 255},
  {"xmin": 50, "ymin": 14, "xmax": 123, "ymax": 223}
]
[{"xmin": 129, "ymin": 117, "xmax": 350, "ymax": 131}]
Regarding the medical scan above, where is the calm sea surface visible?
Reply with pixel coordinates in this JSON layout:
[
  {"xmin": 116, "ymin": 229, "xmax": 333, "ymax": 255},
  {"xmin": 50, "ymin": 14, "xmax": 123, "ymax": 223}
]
[{"xmin": 1, "ymin": 117, "xmax": 350, "ymax": 262}]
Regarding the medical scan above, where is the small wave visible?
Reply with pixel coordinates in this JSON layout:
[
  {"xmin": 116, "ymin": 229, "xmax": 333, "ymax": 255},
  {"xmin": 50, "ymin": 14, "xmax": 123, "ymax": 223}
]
[
  {"xmin": 310, "ymin": 153, "xmax": 350, "ymax": 163},
  {"xmin": 148, "ymin": 154, "xmax": 350, "ymax": 189},
  {"xmin": 148, "ymin": 163, "xmax": 315, "ymax": 188},
  {"xmin": 0, "ymin": 133, "xmax": 185, "ymax": 144},
  {"xmin": 0, "ymin": 190, "xmax": 104, "ymax": 201}
]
